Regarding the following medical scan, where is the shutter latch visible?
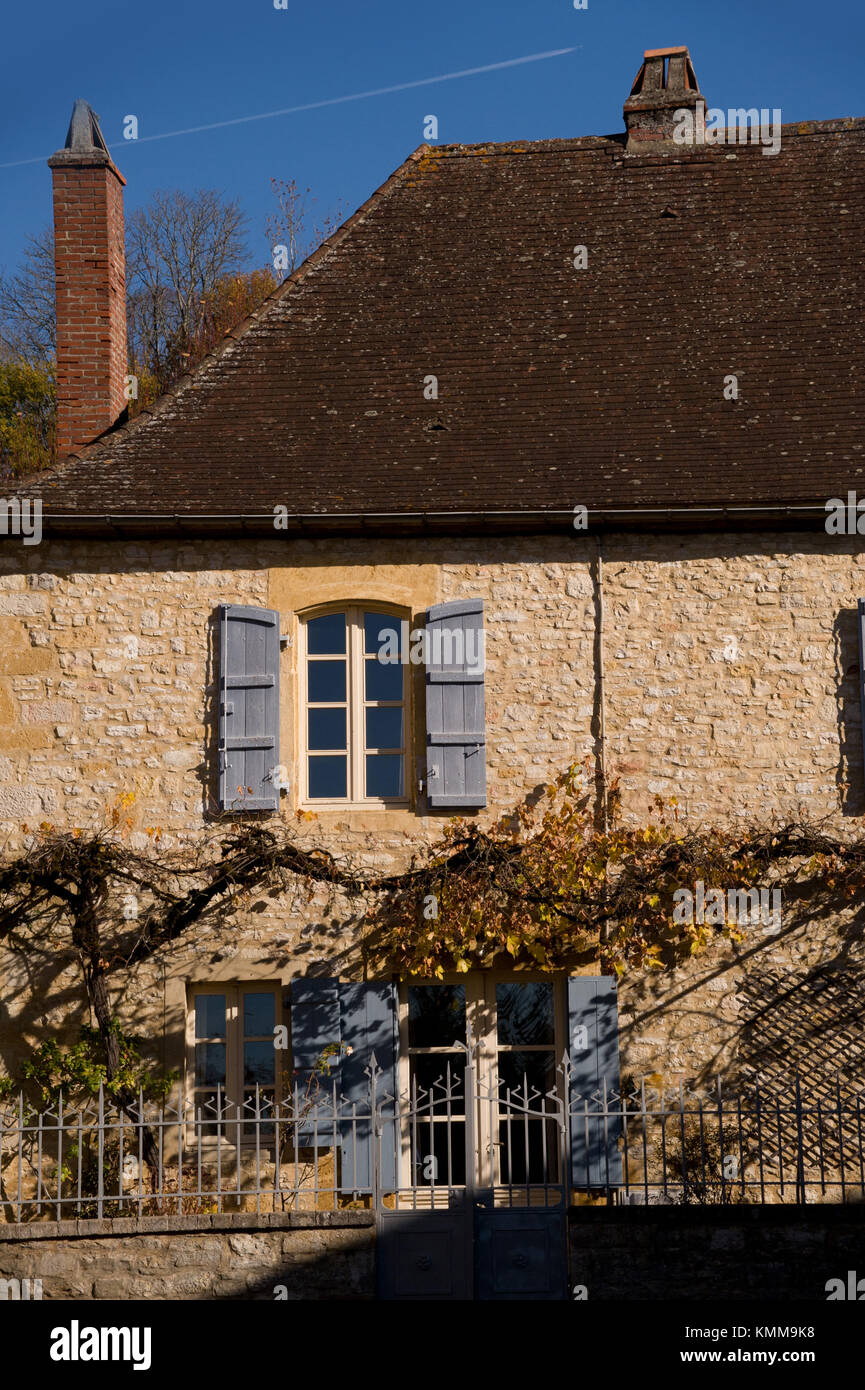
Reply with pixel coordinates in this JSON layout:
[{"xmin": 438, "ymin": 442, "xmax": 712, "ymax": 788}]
[
  {"xmin": 279, "ymin": 633, "xmax": 292, "ymax": 648},
  {"xmin": 270, "ymin": 764, "xmax": 289, "ymax": 794}
]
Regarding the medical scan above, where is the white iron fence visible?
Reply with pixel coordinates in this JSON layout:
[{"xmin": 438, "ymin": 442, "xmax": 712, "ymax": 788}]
[{"xmin": 1, "ymin": 1066, "xmax": 863, "ymax": 1222}]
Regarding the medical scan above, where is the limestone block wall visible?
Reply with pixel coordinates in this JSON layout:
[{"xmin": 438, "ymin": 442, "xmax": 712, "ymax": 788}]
[
  {"xmin": 1, "ymin": 1207, "xmax": 861, "ymax": 1301},
  {"xmin": 0, "ymin": 1213, "xmax": 375, "ymax": 1300},
  {"xmin": 0, "ymin": 528, "xmax": 862, "ymax": 1089}
]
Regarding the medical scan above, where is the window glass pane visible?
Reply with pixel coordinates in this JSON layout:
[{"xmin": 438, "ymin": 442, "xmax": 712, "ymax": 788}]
[
  {"xmin": 195, "ymin": 1042, "xmax": 226, "ymax": 1087},
  {"xmin": 307, "ymin": 612, "xmax": 346, "ymax": 655},
  {"xmin": 365, "ymin": 612, "xmax": 403, "ymax": 658},
  {"xmin": 366, "ymin": 753, "xmax": 403, "ymax": 798},
  {"xmin": 243, "ymin": 992, "xmax": 275, "ymax": 1036},
  {"xmin": 497, "ymin": 1051, "xmax": 556, "ymax": 1103},
  {"xmin": 411, "ymin": 1120, "xmax": 467, "ymax": 1186},
  {"xmin": 365, "ymin": 659, "xmax": 403, "ymax": 702},
  {"xmin": 408, "ymin": 985, "xmax": 466, "ymax": 1049},
  {"xmin": 244, "ymin": 1040, "xmax": 276, "ymax": 1086},
  {"xmin": 498, "ymin": 1118, "xmax": 559, "ymax": 1185},
  {"xmin": 194, "ymin": 995, "xmax": 225, "ymax": 1039},
  {"xmin": 243, "ymin": 1091, "xmax": 276, "ymax": 1138},
  {"xmin": 308, "ymin": 755, "xmax": 347, "ymax": 799},
  {"xmin": 193, "ymin": 1091, "xmax": 226, "ymax": 1131},
  {"xmin": 496, "ymin": 983, "xmax": 555, "ymax": 1046},
  {"xmin": 308, "ymin": 659, "xmax": 346, "ymax": 703},
  {"xmin": 366, "ymin": 706, "xmax": 403, "ymax": 750},
  {"xmin": 308, "ymin": 707, "xmax": 347, "ymax": 751},
  {"xmin": 410, "ymin": 1054, "xmax": 466, "ymax": 1114}
]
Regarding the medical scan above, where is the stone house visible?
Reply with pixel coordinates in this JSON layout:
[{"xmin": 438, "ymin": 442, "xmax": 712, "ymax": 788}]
[{"xmin": 1, "ymin": 44, "xmax": 863, "ymax": 1232}]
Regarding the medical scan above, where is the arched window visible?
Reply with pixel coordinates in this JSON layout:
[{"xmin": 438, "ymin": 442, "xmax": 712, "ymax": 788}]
[{"xmin": 300, "ymin": 605, "xmax": 407, "ymax": 805}]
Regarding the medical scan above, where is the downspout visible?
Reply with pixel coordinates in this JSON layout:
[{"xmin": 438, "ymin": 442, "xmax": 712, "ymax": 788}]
[
  {"xmin": 592, "ymin": 535, "xmax": 609, "ymax": 834},
  {"xmin": 593, "ymin": 536, "xmax": 611, "ymax": 959}
]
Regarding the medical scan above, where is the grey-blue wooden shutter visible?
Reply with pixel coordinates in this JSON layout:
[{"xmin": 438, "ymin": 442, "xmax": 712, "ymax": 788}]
[
  {"xmin": 289, "ymin": 978, "xmax": 341, "ymax": 1146},
  {"xmin": 425, "ymin": 598, "xmax": 486, "ymax": 808},
  {"xmin": 218, "ymin": 604, "xmax": 280, "ymax": 812},
  {"xmin": 339, "ymin": 982, "xmax": 399, "ymax": 1192},
  {"xmin": 567, "ymin": 976, "xmax": 623, "ymax": 1189},
  {"xmin": 289, "ymin": 978, "xmax": 399, "ymax": 1190}
]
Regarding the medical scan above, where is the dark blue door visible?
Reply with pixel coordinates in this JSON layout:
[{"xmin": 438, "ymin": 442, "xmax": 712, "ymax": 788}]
[{"xmin": 475, "ymin": 1203, "xmax": 568, "ymax": 1300}]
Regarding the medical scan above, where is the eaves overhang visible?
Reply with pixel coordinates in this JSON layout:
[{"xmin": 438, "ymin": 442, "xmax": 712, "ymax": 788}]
[{"xmin": 0, "ymin": 504, "xmax": 837, "ymax": 544}]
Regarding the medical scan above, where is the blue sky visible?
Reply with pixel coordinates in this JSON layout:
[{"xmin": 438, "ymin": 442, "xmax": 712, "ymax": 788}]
[{"xmin": 1, "ymin": 0, "xmax": 862, "ymax": 275}]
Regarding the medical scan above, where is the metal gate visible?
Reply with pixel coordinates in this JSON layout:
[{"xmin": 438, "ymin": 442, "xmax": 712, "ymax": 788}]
[{"xmin": 373, "ymin": 1043, "xmax": 569, "ymax": 1300}]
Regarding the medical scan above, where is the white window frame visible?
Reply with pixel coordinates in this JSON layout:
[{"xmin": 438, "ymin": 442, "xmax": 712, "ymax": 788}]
[
  {"xmin": 298, "ymin": 602, "xmax": 410, "ymax": 809},
  {"xmin": 397, "ymin": 972, "xmax": 567, "ymax": 1188},
  {"xmin": 187, "ymin": 982, "xmax": 283, "ymax": 1143}
]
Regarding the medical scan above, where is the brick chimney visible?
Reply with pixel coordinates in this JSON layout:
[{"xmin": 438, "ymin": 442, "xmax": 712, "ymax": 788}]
[
  {"xmin": 624, "ymin": 46, "xmax": 704, "ymax": 154},
  {"xmin": 48, "ymin": 100, "xmax": 127, "ymax": 457}
]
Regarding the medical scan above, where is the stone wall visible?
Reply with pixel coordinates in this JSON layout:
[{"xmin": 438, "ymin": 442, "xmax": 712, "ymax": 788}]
[
  {"xmin": 0, "ymin": 528, "xmax": 863, "ymax": 1089},
  {"xmin": 2, "ymin": 1206, "xmax": 861, "ymax": 1301},
  {"xmin": 569, "ymin": 1206, "xmax": 865, "ymax": 1301},
  {"xmin": 3, "ymin": 530, "xmax": 861, "ymax": 835},
  {"xmin": 0, "ymin": 1213, "xmax": 375, "ymax": 1301}
]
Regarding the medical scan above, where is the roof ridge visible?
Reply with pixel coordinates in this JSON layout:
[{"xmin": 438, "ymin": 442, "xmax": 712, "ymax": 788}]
[{"xmin": 422, "ymin": 115, "xmax": 864, "ymax": 159}]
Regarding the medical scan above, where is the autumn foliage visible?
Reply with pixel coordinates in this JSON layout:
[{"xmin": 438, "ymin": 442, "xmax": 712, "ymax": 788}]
[
  {"xmin": 2, "ymin": 765, "xmax": 862, "ymax": 1014},
  {"xmin": 362, "ymin": 761, "xmax": 859, "ymax": 976}
]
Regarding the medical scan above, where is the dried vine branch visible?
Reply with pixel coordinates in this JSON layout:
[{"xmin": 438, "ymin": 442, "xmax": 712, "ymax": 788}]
[{"xmin": 1, "ymin": 764, "xmax": 864, "ymax": 1088}]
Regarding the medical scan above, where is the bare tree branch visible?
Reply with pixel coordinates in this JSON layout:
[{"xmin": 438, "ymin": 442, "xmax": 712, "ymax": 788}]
[{"xmin": 0, "ymin": 227, "xmax": 56, "ymax": 361}]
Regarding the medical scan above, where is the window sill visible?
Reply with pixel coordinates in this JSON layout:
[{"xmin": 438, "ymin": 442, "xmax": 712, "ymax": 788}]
[{"xmin": 298, "ymin": 800, "xmax": 411, "ymax": 812}]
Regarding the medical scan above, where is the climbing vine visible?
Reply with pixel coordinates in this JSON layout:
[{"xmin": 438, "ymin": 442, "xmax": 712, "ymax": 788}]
[{"xmin": 1, "ymin": 763, "xmax": 863, "ymax": 1088}]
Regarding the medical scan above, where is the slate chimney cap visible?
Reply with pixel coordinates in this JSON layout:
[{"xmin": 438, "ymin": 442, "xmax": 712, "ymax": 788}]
[
  {"xmin": 64, "ymin": 98, "xmax": 110, "ymax": 153},
  {"xmin": 48, "ymin": 98, "xmax": 123, "ymax": 177}
]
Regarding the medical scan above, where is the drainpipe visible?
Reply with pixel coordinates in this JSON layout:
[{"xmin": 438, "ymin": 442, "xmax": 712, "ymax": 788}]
[{"xmin": 593, "ymin": 535, "xmax": 609, "ymax": 835}]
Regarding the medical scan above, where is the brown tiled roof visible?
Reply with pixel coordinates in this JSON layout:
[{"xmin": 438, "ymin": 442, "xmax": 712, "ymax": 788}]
[{"xmin": 18, "ymin": 118, "xmax": 865, "ymax": 536}]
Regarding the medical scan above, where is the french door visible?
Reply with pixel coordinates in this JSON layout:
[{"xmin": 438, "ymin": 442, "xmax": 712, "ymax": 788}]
[{"xmin": 397, "ymin": 973, "xmax": 566, "ymax": 1190}]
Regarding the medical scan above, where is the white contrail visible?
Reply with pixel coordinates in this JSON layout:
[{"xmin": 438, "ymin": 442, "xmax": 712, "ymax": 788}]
[{"xmin": 0, "ymin": 48, "xmax": 579, "ymax": 169}]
